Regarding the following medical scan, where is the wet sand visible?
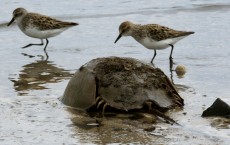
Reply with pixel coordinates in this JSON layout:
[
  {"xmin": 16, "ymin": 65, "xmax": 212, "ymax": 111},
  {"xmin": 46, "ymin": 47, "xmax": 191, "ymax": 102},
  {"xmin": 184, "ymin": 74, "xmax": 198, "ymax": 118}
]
[{"xmin": 0, "ymin": 0, "xmax": 229, "ymax": 144}]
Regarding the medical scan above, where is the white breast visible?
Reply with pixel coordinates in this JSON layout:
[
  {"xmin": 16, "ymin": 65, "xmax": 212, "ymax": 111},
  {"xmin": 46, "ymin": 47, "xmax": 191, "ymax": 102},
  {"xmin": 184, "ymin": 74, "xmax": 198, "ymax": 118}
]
[
  {"xmin": 137, "ymin": 36, "xmax": 187, "ymax": 50},
  {"xmin": 23, "ymin": 27, "xmax": 68, "ymax": 39}
]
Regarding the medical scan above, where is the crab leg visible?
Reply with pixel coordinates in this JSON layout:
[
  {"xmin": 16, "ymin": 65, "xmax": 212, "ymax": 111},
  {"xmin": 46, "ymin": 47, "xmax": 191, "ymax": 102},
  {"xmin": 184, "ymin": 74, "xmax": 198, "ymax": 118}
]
[
  {"xmin": 102, "ymin": 103, "xmax": 108, "ymax": 117},
  {"xmin": 95, "ymin": 96, "xmax": 101, "ymax": 105},
  {"xmin": 148, "ymin": 109, "xmax": 179, "ymax": 125},
  {"xmin": 97, "ymin": 100, "xmax": 105, "ymax": 109},
  {"xmin": 145, "ymin": 101, "xmax": 179, "ymax": 125},
  {"xmin": 175, "ymin": 99, "xmax": 183, "ymax": 107}
]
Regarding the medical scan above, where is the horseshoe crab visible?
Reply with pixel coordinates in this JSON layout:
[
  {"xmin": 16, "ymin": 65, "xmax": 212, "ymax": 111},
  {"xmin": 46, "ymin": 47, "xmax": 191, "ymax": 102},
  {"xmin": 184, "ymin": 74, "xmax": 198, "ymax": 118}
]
[{"xmin": 61, "ymin": 57, "xmax": 184, "ymax": 123}]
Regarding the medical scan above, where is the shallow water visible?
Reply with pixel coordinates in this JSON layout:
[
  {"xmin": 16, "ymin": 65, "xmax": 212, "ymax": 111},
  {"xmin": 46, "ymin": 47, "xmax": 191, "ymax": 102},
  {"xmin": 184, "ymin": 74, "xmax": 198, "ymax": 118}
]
[{"xmin": 0, "ymin": 0, "xmax": 230, "ymax": 144}]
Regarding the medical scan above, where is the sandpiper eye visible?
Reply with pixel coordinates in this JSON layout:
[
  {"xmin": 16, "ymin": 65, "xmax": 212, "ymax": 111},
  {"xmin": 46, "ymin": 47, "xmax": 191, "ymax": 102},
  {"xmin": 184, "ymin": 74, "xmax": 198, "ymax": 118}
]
[{"xmin": 15, "ymin": 14, "xmax": 18, "ymax": 17}]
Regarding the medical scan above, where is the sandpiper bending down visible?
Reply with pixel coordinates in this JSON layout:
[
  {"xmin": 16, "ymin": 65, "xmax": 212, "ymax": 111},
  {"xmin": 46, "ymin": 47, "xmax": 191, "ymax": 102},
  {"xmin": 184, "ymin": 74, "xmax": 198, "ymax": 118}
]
[{"xmin": 115, "ymin": 21, "xmax": 194, "ymax": 64}]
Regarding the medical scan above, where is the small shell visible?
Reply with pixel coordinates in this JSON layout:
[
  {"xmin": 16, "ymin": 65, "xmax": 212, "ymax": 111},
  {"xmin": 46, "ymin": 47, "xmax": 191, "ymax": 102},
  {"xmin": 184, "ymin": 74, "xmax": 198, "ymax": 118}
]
[{"xmin": 175, "ymin": 65, "xmax": 186, "ymax": 77}]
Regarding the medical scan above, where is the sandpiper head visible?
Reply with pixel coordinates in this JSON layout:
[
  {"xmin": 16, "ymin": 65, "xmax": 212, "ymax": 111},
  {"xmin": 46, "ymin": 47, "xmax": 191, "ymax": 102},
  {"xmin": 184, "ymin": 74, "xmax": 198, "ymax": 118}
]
[
  {"xmin": 114, "ymin": 21, "xmax": 134, "ymax": 43},
  {"xmin": 8, "ymin": 8, "xmax": 27, "ymax": 26}
]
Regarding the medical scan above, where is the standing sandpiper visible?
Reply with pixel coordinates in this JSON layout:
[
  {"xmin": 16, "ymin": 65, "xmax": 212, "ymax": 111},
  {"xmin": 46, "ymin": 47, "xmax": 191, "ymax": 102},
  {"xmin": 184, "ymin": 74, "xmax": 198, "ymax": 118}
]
[
  {"xmin": 114, "ymin": 21, "xmax": 194, "ymax": 64},
  {"xmin": 8, "ymin": 8, "xmax": 78, "ymax": 54}
]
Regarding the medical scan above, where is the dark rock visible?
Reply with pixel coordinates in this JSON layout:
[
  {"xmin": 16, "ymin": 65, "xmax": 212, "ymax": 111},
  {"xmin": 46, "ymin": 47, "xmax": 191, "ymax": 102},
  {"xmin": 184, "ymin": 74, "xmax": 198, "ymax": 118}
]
[
  {"xmin": 202, "ymin": 98, "xmax": 230, "ymax": 117},
  {"xmin": 144, "ymin": 126, "xmax": 156, "ymax": 132}
]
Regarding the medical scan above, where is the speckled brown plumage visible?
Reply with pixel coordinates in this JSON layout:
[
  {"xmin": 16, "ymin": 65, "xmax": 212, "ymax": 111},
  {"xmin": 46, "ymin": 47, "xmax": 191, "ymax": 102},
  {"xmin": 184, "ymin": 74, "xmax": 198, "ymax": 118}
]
[
  {"xmin": 115, "ymin": 21, "xmax": 194, "ymax": 64},
  {"xmin": 8, "ymin": 7, "xmax": 79, "ymax": 52},
  {"xmin": 118, "ymin": 21, "xmax": 194, "ymax": 41},
  {"xmin": 132, "ymin": 24, "xmax": 194, "ymax": 41},
  {"xmin": 21, "ymin": 13, "xmax": 78, "ymax": 31}
]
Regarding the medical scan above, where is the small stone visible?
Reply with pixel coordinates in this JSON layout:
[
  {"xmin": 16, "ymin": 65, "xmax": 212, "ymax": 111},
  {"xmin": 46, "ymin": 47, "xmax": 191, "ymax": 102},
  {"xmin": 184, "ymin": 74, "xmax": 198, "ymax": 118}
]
[{"xmin": 144, "ymin": 126, "xmax": 156, "ymax": 132}]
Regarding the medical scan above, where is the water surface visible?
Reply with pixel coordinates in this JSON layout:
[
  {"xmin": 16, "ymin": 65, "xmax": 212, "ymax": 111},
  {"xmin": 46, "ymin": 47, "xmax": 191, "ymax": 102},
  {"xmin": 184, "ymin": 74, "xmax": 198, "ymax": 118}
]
[{"xmin": 0, "ymin": 0, "xmax": 230, "ymax": 144}]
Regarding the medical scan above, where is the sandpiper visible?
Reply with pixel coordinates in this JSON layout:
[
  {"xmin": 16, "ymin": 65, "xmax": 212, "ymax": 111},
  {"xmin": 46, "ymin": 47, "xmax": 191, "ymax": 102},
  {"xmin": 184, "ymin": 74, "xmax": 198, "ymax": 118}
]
[
  {"xmin": 8, "ymin": 8, "xmax": 78, "ymax": 52},
  {"xmin": 114, "ymin": 21, "xmax": 194, "ymax": 64}
]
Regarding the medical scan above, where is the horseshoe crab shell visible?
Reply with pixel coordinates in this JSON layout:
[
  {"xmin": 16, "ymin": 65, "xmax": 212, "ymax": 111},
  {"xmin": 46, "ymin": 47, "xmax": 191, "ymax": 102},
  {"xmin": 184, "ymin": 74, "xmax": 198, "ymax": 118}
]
[{"xmin": 61, "ymin": 57, "xmax": 183, "ymax": 113}]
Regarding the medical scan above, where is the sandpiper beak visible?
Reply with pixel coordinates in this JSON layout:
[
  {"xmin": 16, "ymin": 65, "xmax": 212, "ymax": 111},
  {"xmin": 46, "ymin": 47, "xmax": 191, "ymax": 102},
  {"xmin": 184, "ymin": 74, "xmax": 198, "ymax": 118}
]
[
  {"xmin": 7, "ymin": 17, "xmax": 15, "ymax": 26},
  {"xmin": 114, "ymin": 33, "xmax": 122, "ymax": 43}
]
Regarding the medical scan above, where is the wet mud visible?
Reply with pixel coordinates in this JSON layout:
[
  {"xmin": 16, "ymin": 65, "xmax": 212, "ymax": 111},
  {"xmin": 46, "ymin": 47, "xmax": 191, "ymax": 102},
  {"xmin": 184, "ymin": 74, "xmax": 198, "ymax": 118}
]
[{"xmin": 0, "ymin": 0, "xmax": 230, "ymax": 144}]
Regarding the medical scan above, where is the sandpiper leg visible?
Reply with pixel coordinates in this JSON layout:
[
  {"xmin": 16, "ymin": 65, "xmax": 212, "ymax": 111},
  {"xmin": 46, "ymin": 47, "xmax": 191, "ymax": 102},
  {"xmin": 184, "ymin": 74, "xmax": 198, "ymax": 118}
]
[
  {"xmin": 43, "ymin": 39, "xmax": 49, "ymax": 51},
  {"xmin": 169, "ymin": 58, "xmax": 173, "ymax": 71},
  {"xmin": 168, "ymin": 61, "xmax": 174, "ymax": 85},
  {"xmin": 169, "ymin": 44, "xmax": 174, "ymax": 60},
  {"xmin": 169, "ymin": 44, "xmax": 176, "ymax": 65},
  {"xmin": 44, "ymin": 49, "xmax": 49, "ymax": 61},
  {"xmin": 150, "ymin": 49, "xmax": 157, "ymax": 64},
  {"xmin": 22, "ymin": 39, "xmax": 44, "ymax": 48}
]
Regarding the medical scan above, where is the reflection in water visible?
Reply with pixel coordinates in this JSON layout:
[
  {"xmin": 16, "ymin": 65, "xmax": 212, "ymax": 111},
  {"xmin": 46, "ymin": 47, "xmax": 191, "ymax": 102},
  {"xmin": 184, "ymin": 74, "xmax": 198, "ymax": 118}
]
[
  {"xmin": 22, "ymin": 50, "xmax": 49, "ymax": 61},
  {"xmin": 210, "ymin": 118, "xmax": 230, "ymax": 129},
  {"xmin": 67, "ymin": 108, "xmax": 156, "ymax": 144},
  {"xmin": 169, "ymin": 60, "xmax": 187, "ymax": 85},
  {"xmin": 22, "ymin": 40, "xmax": 50, "ymax": 60},
  {"xmin": 153, "ymin": 60, "xmax": 175, "ymax": 84},
  {"xmin": 10, "ymin": 56, "xmax": 73, "ymax": 95},
  {"xmin": 169, "ymin": 59, "xmax": 175, "ymax": 84},
  {"xmin": 169, "ymin": 62, "xmax": 194, "ymax": 93}
]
